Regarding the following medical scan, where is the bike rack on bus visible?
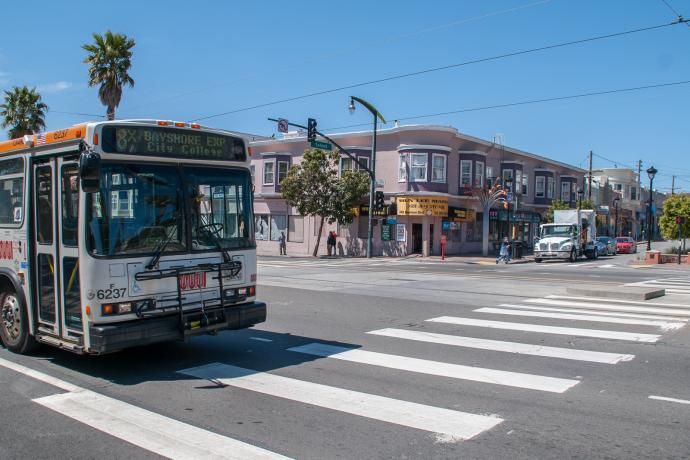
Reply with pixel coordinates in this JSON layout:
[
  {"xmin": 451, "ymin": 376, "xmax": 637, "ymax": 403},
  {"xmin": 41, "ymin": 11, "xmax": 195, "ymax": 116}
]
[{"xmin": 134, "ymin": 260, "xmax": 243, "ymax": 334}]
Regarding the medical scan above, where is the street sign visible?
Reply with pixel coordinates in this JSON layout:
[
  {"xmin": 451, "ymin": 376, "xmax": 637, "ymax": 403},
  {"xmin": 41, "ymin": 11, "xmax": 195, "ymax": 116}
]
[
  {"xmin": 507, "ymin": 192, "xmax": 514, "ymax": 201},
  {"xmin": 310, "ymin": 140, "xmax": 332, "ymax": 150},
  {"xmin": 277, "ymin": 118, "xmax": 288, "ymax": 133},
  {"xmin": 387, "ymin": 217, "xmax": 397, "ymax": 225}
]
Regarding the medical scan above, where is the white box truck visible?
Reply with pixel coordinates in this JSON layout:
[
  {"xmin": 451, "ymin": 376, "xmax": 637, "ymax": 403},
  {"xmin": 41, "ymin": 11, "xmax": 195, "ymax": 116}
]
[{"xmin": 534, "ymin": 209, "xmax": 598, "ymax": 263}]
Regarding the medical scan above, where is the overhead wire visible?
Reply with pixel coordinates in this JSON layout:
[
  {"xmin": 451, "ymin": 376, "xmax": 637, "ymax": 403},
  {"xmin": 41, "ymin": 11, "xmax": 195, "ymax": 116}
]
[
  {"xmin": 658, "ymin": 0, "xmax": 690, "ymax": 28},
  {"xmin": 190, "ymin": 18, "xmax": 688, "ymax": 122}
]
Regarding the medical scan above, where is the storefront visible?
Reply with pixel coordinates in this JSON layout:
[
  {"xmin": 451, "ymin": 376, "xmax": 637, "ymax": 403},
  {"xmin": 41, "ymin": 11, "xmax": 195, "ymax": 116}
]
[
  {"xmin": 394, "ymin": 195, "xmax": 449, "ymax": 256},
  {"xmin": 490, "ymin": 209, "xmax": 541, "ymax": 247}
]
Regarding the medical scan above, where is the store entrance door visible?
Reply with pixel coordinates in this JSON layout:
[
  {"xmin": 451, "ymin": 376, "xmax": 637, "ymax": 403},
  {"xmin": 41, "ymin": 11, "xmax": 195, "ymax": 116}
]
[{"xmin": 412, "ymin": 223, "xmax": 423, "ymax": 254}]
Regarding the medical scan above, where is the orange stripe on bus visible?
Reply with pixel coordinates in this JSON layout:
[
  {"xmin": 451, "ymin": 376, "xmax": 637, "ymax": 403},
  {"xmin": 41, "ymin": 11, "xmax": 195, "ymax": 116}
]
[
  {"xmin": 0, "ymin": 137, "xmax": 29, "ymax": 153},
  {"xmin": 42, "ymin": 124, "xmax": 86, "ymax": 144}
]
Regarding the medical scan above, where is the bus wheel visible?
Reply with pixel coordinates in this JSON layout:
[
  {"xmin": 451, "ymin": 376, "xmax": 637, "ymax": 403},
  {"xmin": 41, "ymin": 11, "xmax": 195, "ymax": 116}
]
[{"xmin": 0, "ymin": 290, "xmax": 37, "ymax": 354}]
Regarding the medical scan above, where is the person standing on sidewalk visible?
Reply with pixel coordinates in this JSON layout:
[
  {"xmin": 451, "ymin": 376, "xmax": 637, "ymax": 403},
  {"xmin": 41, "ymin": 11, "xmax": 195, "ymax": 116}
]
[
  {"xmin": 278, "ymin": 231, "xmax": 287, "ymax": 255},
  {"xmin": 327, "ymin": 231, "xmax": 336, "ymax": 256},
  {"xmin": 496, "ymin": 237, "xmax": 511, "ymax": 264}
]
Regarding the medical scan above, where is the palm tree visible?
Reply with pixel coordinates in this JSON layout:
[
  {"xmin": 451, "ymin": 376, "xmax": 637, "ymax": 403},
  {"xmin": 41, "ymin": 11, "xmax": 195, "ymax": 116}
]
[
  {"xmin": 82, "ymin": 31, "xmax": 135, "ymax": 120},
  {"xmin": 0, "ymin": 86, "xmax": 49, "ymax": 139}
]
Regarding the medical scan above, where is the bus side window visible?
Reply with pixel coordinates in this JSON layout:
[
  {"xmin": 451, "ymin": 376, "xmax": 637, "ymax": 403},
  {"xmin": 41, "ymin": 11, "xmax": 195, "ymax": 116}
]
[
  {"xmin": 61, "ymin": 165, "xmax": 80, "ymax": 246},
  {"xmin": 0, "ymin": 158, "xmax": 24, "ymax": 226}
]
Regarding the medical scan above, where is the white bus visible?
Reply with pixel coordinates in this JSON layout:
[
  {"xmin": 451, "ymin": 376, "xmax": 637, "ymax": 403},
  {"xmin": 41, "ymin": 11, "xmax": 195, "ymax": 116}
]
[{"xmin": 0, "ymin": 120, "xmax": 265, "ymax": 354}]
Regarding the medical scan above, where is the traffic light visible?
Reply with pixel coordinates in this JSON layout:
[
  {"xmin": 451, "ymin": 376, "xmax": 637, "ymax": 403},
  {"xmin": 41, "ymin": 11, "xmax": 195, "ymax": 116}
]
[
  {"xmin": 307, "ymin": 118, "xmax": 317, "ymax": 142},
  {"xmin": 503, "ymin": 201, "xmax": 509, "ymax": 209},
  {"xmin": 375, "ymin": 191, "xmax": 385, "ymax": 210}
]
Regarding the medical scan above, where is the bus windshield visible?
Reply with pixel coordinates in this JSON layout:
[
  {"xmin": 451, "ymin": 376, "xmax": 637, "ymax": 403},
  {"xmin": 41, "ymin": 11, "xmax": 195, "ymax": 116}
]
[{"xmin": 87, "ymin": 163, "xmax": 252, "ymax": 257}]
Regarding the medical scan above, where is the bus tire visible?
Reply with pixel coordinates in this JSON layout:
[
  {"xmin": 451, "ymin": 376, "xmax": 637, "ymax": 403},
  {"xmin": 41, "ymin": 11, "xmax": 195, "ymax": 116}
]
[{"xmin": 0, "ymin": 288, "xmax": 38, "ymax": 354}]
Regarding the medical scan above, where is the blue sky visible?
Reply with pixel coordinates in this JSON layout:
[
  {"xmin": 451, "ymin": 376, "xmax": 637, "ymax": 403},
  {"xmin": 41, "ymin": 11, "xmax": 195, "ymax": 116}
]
[{"xmin": 1, "ymin": 0, "xmax": 689, "ymax": 191}]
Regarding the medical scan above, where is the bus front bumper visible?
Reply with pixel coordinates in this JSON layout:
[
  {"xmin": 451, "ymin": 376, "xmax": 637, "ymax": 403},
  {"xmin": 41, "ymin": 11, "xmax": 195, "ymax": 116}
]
[{"xmin": 87, "ymin": 301, "xmax": 267, "ymax": 354}]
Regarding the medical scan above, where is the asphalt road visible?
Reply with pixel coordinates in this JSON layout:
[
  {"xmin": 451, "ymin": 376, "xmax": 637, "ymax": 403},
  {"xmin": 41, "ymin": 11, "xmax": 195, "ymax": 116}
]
[{"xmin": 1, "ymin": 252, "xmax": 690, "ymax": 459}]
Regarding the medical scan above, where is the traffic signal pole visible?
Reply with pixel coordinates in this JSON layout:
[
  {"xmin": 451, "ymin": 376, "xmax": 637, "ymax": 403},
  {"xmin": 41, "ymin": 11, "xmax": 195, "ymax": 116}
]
[{"xmin": 268, "ymin": 117, "xmax": 377, "ymax": 256}]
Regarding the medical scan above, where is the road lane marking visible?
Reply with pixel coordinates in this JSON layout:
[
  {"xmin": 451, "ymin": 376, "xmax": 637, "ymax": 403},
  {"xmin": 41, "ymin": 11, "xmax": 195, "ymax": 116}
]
[
  {"xmin": 287, "ymin": 343, "xmax": 579, "ymax": 393},
  {"xmin": 546, "ymin": 295, "xmax": 690, "ymax": 309},
  {"xmin": 648, "ymin": 395, "xmax": 690, "ymax": 405},
  {"xmin": 481, "ymin": 307, "xmax": 685, "ymax": 330},
  {"xmin": 367, "ymin": 328, "xmax": 635, "ymax": 364},
  {"xmin": 498, "ymin": 303, "xmax": 689, "ymax": 322},
  {"xmin": 178, "ymin": 363, "xmax": 503, "ymax": 441},
  {"xmin": 426, "ymin": 317, "xmax": 660, "ymax": 342},
  {"xmin": 34, "ymin": 391, "xmax": 291, "ymax": 460},
  {"xmin": 530, "ymin": 298, "xmax": 690, "ymax": 316},
  {"xmin": 0, "ymin": 357, "xmax": 289, "ymax": 460}
]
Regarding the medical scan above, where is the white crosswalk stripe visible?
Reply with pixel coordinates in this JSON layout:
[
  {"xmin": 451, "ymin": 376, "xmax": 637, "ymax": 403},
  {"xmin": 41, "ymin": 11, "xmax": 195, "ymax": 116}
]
[
  {"xmin": 527, "ymin": 297, "xmax": 690, "ymax": 317},
  {"xmin": 367, "ymin": 328, "xmax": 635, "ymax": 364},
  {"xmin": 178, "ymin": 363, "xmax": 503, "ymax": 441},
  {"xmin": 288, "ymin": 343, "xmax": 580, "ymax": 393},
  {"xmin": 626, "ymin": 277, "xmax": 690, "ymax": 295},
  {"xmin": 426, "ymin": 316, "xmax": 661, "ymax": 342},
  {"xmin": 497, "ymin": 303, "xmax": 689, "ymax": 322},
  {"xmin": 475, "ymin": 307, "xmax": 685, "ymax": 330}
]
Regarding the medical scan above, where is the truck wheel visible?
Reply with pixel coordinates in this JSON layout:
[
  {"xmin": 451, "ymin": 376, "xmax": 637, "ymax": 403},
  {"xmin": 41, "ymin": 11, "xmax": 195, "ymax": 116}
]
[
  {"xmin": 569, "ymin": 249, "xmax": 577, "ymax": 262},
  {"xmin": 535, "ymin": 258, "xmax": 542, "ymax": 263},
  {"xmin": 0, "ymin": 289, "xmax": 37, "ymax": 354}
]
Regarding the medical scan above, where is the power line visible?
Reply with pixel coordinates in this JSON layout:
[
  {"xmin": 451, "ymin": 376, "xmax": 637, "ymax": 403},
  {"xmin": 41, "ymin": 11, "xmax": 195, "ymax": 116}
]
[
  {"xmin": 51, "ymin": 110, "xmax": 106, "ymax": 118},
  {"xmin": 319, "ymin": 79, "xmax": 690, "ymax": 132},
  {"xmin": 190, "ymin": 19, "xmax": 688, "ymax": 122},
  {"xmin": 121, "ymin": 0, "xmax": 552, "ymax": 115},
  {"xmin": 659, "ymin": 0, "xmax": 690, "ymax": 28}
]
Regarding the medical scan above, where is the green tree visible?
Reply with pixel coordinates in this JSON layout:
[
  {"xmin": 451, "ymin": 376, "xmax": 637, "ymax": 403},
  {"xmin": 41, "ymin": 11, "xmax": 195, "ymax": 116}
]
[
  {"xmin": 659, "ymin": 194, "xmax": 690, "ymax": 241},
  {"xmin": 82, "ymin": 31, "xmax": 135, "ymax": 120},
  {"xmin": 280, "ymin": 149, "xmax": 370, "ymax": 256},
  {"xmin": 0, "ymin": 86, "xmax": 48, "ymax": 139}
]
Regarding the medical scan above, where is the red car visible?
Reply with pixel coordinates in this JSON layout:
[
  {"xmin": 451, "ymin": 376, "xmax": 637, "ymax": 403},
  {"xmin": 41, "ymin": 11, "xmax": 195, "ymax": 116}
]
[{"xmin": 616, "ymin": 237, "xmax": 637, "ymax": 254}]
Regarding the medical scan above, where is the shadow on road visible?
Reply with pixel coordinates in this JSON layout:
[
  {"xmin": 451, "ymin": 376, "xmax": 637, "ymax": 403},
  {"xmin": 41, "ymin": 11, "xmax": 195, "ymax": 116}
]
[{"xmin": 20, "ymin": 328, "xmax": 361, "ymax": 386}]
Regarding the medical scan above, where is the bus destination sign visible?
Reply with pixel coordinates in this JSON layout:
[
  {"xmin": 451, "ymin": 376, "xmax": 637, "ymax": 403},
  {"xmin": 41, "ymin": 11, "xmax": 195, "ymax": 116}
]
[{"xmin": 101, "ymin": 125, "xmax": 246, "ymax": 161}]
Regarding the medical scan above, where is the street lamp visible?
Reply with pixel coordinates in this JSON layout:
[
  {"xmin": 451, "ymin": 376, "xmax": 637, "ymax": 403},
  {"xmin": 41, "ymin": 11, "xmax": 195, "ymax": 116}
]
[
  {"xmin": 612, "ymin": 197, "xmax": 620, "ymax": 237},
  {"xmin": 646, "ymin": 165, "xmax": 657, "ymax": 251},
  {"xmin": 349, "ymin": 96, "xmax": 386, "ymax": 258}
]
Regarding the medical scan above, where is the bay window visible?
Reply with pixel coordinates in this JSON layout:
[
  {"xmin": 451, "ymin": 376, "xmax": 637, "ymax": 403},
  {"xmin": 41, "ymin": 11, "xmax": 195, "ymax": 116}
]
[
  {"xmin": 460, "ymin": 160, "xmax": 472, "ymax": 187},
  {"xmin": 535, "ymin": 176, "xmax": 545, "ymax": 198},
  {"xmin": 410, "ymin": 153, "xmax": 428, "ymax": 182},
  {"xmin": 475, "ymin": 161, "xmax": 485, "ymax": 188},
  {"xmin": 432, "ymin": 154, "xmax": 446, "ymax": 182}
]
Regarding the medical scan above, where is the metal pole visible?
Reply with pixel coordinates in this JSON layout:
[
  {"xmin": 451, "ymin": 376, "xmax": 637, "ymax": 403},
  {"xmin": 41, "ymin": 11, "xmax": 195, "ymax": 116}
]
[
  {"xmin": 366, "ymin": 114, "xmax": 377, "ymax": 258},
  {"xmin": 647, "ymin": 178, "xmax": 653, "ymax": 251}
]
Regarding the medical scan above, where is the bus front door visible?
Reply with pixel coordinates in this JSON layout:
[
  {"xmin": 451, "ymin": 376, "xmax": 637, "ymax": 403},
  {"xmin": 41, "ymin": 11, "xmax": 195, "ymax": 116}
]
[{"xmin": 33, "ymin": 158, "xmax": 83, "ymax": 344}]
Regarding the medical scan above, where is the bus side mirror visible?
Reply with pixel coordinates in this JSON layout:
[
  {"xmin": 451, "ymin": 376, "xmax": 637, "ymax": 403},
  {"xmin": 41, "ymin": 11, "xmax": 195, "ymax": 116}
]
[{"xmin": 79, "ymin": 150, "xmax": 101, "ymax": 193}]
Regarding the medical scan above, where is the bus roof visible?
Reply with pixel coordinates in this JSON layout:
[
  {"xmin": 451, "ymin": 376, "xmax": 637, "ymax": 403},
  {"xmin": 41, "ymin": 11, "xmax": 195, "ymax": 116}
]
[{"xmin": 0, "ymin": 119, "xmax": 258, "ymax": 156}]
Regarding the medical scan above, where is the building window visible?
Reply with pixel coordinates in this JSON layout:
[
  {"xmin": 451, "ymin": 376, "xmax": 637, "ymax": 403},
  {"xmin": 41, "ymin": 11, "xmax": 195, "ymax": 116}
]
[
  {"xmin": 341, "ymin": 157, "xmax": 355, "ymax": 174},
  {"xmin": 515, "ymin": 170, "xmax": 522, "ymax": 195},
  {"xmin": 410, "ymin": 153, "xmax": 428, "ymax": 182},
  {"xmin": 255, "ymin": 214, "xmax": 269, "ymax": 240},
  {"xmin": 432, "ymin": 154, "xmax": 446, "ymax": 183},
  {"xmin": 561, "ymin": 181, "xmax": 571, "ymax": 202},
  {"xmin": 460, "ymin": 160, "xmax": 472, "ymax": 187},
  {"xmin": 631, "ymin": 186, "xmax": 637, "ymax": 200},
  {"xmin": 270, "ymin": 214, "xmax": 287, "ymax": 241},
  {"xmin": 277, "ymin": 161, "xmax": 289, "ymax": 184},
  {"xmin": 614, "ymin": 183, "xmax": 622, "ymax": 191},
  {"xmin": 502, "ymin": 169, "xmax": 514, "ymax": 191},
  {"xmin": 547, "ymin": 177, "xmax": 555, "ymax": 199},
  {"xmin": 475, "ymin": 161, "xmax": 485, "ymax": 188},
  {"xmin": 398, "ymin": 155, "xmax": 408, "ymax": 182},
  {"xmin": 522, "ymin": 173, "xmax": 528, "ymax": 196},
  {"xmin": 250, "ymin": 165, "xmax": 255, "ymax": 184},
  {"xmin": 263, "ymin": 162, "xmax": 274, "ymax": 185},
  {"xmin": 357, "ymin": 156, "xmax": 369, "ymax": 171},
  {"xmin": 486, "ymin": 166, "xmax": 494, "ymax": 187},
  {"xmin": 535, "ymin": 176, "xmax": 545, "ymax": 198},
  {"xmin": 288, "ymin": 215, "xmax": 304, "ymax": 242}
]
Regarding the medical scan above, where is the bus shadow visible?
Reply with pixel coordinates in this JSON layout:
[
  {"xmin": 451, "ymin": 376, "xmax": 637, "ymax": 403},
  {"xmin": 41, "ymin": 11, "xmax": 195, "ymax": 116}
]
[{"xmin": 29, "ymin": 329, "xmax": 362, "ymax": 386}]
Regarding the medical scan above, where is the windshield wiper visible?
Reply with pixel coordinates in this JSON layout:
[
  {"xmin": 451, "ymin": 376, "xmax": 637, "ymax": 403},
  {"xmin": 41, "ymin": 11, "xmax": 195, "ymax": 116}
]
[
  {"xmin": 146, "ymin": 224, "xmax": 178, "ymax": 270},
  {"xmin": 200, "ymin": 223, "xmax": 232, "ymax": 263}
]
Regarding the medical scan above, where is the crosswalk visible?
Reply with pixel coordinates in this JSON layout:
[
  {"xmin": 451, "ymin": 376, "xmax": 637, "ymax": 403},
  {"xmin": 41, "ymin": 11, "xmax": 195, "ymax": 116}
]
[
  {"xmin": 7, "ymin": 287, "xmax": 689, "ymax": 457},
  {"xmin": 626, "ymin": 276, "xmax": 690, "ymax": 296},
  {"xmin": 178, "ymin": 292, "xmax": 688, "ymax": 448}
]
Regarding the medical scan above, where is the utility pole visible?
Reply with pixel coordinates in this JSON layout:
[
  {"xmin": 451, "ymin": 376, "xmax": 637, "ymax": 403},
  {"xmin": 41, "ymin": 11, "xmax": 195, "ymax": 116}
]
[
  {"xmin": 588, "ymin": 150, "xmax": 593, "ymax": 201},
  {"xmin": 637, "ymin": 160, "xmax": 642, "ymax": 240},
  {"xmin": 672, "ymin": 175, "xmax": 675, "ymax": 195}
]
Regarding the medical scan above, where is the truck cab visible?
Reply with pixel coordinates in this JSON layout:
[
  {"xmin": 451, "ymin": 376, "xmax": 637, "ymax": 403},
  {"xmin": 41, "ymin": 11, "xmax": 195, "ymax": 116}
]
[{"xmin": 534, "ymin": 210, "xmax": 598, "ymax": 263}]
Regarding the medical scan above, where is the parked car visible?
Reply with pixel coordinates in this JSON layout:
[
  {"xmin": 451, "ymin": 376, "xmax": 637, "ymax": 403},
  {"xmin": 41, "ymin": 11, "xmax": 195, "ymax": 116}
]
[
  {"xmin": 595, "ymin": 240, "xmax": 608, "ymax": 257},
  {"xmin": 596, "ymin": 236, "xmax": 617, "ymax": 256},
  {"xmin": 615, "ymin": 237, "xmax": 637, "ymax": 254}
]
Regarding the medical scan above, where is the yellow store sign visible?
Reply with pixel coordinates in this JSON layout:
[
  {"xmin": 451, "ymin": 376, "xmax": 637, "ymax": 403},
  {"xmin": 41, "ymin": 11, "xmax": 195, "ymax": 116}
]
[{"xmin": 397, "ymin": 196, "xmax": 448, "ymax": 217}]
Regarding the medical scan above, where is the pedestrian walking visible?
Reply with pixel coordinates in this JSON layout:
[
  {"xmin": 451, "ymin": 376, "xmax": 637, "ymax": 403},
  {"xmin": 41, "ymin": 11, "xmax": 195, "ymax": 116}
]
[
  {"xmin": 278, "ymin": 231, "xmax": 287, "ymax": 255},
  {"xmin": 327, "ymin": 231, "xmax": 336, "ymax": 256},
  {"xmin": 496, "ymin": 237, "xmax": 511, "ymax": 264}
]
